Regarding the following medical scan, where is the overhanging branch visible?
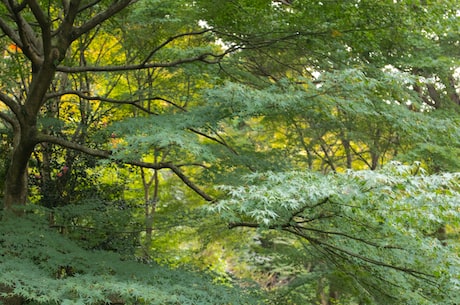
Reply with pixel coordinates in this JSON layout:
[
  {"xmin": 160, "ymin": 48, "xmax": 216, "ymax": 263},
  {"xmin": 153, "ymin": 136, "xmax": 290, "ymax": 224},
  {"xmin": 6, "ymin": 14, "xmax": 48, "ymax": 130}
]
[
  {"xmin": 167, "ymin": 163, "xmax": 214, "ymax": 202},
  {"xmin": 228, "ymin": 214, "xmax": 436, "ymax": 285},
  {"xmin": 284, "ymin": 227, "xmax": 437, "ymax": 283},
  {"xmin": 56, "ymin": 53, "xmax": 225, "ymax": 73},
  {"xmin": 35, "ymin": 132, "xmax": 214, "ymax": 202}
]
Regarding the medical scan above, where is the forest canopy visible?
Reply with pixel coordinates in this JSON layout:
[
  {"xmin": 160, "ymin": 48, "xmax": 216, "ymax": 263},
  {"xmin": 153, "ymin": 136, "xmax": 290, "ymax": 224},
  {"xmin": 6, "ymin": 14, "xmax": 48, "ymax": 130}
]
[{"xmin": 0, "ymin": 0, "xmax": 459, "ymax": 304}]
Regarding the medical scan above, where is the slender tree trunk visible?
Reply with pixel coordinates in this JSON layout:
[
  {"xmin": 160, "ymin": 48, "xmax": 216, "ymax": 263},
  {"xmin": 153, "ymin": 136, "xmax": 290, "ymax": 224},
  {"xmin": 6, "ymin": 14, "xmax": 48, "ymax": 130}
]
[
  {"xmin": 341, "ymin": 137, "xmax": 353, "ymax": 169},
  {"xmin": 447, "ymin": 75, "xmax": 460, "ymax": 106},
  {"xmin": 141, "ymin": 165, "xmax": 159, "ymax": 258}
]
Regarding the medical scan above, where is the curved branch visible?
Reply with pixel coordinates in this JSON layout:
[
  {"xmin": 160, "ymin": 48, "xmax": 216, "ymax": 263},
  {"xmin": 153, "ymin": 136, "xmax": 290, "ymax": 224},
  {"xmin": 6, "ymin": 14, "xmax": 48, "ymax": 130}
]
[
  {"xmin": 0, "ymin": 111, "xmax": 18, "ymax": 131},
  {"xmin": 0, "ymin": 92, "xmax": 22, "ymax": 120},
  {"xmin": 229, "ymin": 217, "xmax": 430, "ymax": 282},
  {"xmin": 35, "ymin": 132, "xmax": 214, "ymax": 202},
  {"xmin": 45, "ymin": 90, "xmax": 239, "ymax": 155},
  {"xmin": 36, "ymin": 132, "xmax": 111, "ymax": 158},
  {"xmin": 56, "ymin": 52, "xmax": 226, "ymax": 73},
  {"xmin": 168, "ymin": 163, "xmax": 214, "ymax": 202},
  {"xmin": 45, "ymin": 89, "xmax": 156, "ymax": 113},
  {"xmin": 141, "ymin": 29, "xmax": 213, "ymax": 65},
  {"xmin": 292, "ymin": 225, "xmax": 402, "ymax": 249},
  {"xmin": 188, "ymin": 127, "xmax": 239, "ymax": 155},
  {"xmin": 150, "ymin": 96, "xmax": 187, "ymax": 112},
  {"xmin": 0, "ymin": 16, "xmax": 21, "ymax": 46},
  {"xmin": 284, "ymin": 227, "xmax": 437, "ymax": 282}
]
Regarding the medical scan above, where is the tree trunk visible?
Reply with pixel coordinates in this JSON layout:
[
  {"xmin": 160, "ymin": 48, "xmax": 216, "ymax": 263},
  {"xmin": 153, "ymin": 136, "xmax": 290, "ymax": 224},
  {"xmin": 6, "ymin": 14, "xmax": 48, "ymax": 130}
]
[
  {"xmin": 341, "ymin": 137, "xmax": 353, "ymax": 169},
  {"xmin": 0, "ymin": 284, "xmax": 23, "ymax": 305},
  {"xmin": 3, "ymin": 127, "xmax": 37, "ymax": 210}
]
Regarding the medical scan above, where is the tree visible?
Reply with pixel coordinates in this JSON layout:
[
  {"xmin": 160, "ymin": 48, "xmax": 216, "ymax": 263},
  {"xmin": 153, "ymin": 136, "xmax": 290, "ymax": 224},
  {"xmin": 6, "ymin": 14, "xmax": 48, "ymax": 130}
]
[
  {"xmin": 1, "ymin": 1, "xmax": 459, "ymax": 304},
  {"xmin": 0, "ymin": 0, "xmax": 225, "ymax": 209},
  {"xmin": 0, "ymin": 0, "xmax": 133, "ymax": 208}
]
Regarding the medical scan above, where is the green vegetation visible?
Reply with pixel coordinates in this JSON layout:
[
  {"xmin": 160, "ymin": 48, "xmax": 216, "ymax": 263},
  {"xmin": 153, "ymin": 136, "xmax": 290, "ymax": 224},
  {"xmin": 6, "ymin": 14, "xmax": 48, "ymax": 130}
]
[{"xmin": 0, "ymin": 1, "xmax": 459, "ymax": 304}]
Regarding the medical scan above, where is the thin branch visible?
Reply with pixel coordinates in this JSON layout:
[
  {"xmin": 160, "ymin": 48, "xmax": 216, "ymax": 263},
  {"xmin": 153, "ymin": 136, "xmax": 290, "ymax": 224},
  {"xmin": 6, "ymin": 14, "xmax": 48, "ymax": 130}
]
[
  {"xmin": 46, "ymin": 89, "xmax": 152, "ymax": 108},
  {"xmin": 36, "ymin": 132, "xmax": 111, "ymax": 158},
  {"xmin": 77, "ymin": 0, "xmax": 103, "ymax": 14},
  {"xmin": 175, "ymin": 162, "xmax": 211, "ymax": 169},
  {"xmin": 313, "ymin": 241, "xmax": 402, "ymax": 301},
  {"xmin": 141, "ymin": 29, "xmax": 213, "ymax": 65},
  {"xmin": 56, "ymin": 52, "xmax": 227, "ymax": 73},
  {"xmin": 285, "ymin": 227, "xmax": 437, "ymax": 281},
  {"xmin": 229, "ymin": 221, "xmax": 288, "ymax": 230},
  {"xmin": 46, "ymin": 89, "xmax": 239, "ymax": 155},
  {"xmin": 292, "ymin": 225, "xmax": 402, "ymax": 250},
  {"xmin": 290, "ymin": 197, "xmax": 330, "ymax": 219},
  {"xmin": 188, "ymin": 127, "xmax": 239, "ymax": 155},
  {"xmin": 150, "ymin": 96, "xmax": 187, "ymax": 112},
  {"xmin": 45, "ymin": 90, "xmax": 190, "ymax": 115}
]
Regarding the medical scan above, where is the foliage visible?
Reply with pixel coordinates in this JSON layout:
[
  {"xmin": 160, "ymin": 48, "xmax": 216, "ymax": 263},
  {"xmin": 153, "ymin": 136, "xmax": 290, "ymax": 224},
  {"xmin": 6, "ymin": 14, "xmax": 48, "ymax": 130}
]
[
  {"xmin": 0, "ymin": 0, "xmax": 459, "ymax": 304},
  {"xmin": 212, "ymin": 163, "xmax": 460, "ymax": 304},
  {"xmin": 0, "ymin": 211, "xmax": 260, "ymax": 305}
]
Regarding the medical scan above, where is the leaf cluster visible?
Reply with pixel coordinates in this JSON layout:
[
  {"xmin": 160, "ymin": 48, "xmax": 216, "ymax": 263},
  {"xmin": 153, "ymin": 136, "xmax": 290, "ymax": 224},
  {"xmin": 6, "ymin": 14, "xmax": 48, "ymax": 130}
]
[
  {"xmin": 0, "ymin": 212, "xmax": 261, "ymax": 305},
  {"xmin": 212, "ymin": 163, "xmax": 460, "ymax": 304}
]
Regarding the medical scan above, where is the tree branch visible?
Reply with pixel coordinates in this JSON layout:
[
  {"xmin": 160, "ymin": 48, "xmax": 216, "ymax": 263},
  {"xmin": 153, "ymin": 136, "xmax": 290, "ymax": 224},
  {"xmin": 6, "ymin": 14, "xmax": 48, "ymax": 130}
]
[
  {"xmin": 36, "ymin": 132, "xmax": 111, "ymax": 158},
  {"xmin": 35, "ymin": 132, "xmax": 214, "ymax": 202},
  {"xmin": 56, "ymin": 52, "xmax": 226, "ymax": 73},
  {"xmin": 141, "ymin": 29, "xmax": 213, "ymax": 65},
  {"xmin": 284, "ymin": 227, "xmax": 437, "ymax": 282},
  {"xmin": 0, "ymin": 92, "xmax": 22, "ymax": 121},
  {"xmin": 0, "ymin": 16, "xmax": 21, "ymax": 46},
  {"xmin": 56, "ymin": 0, "xmax": 82, "ymax": 44},
  {"xmin": 26, "ymin": 0, "xmax": 52, "ymax": 57},
  {"xmin": 26, "ymin": 0, "xmax": 49, "ymax": 31},
  {"xmin": 167, "ymin": 163, "xmax": 215, "ymax": 202},
  {"xmin": 0, "ymin": 111, "xmax": 18, "ymax": 131},
  {"xmin": 292, "ymin": 225, "xmax": 402, "ymax": 249},
  {"xmin": 6, "ymin": 1, "xmax": 43, "ymax": 64},
  {"xmin": 72, "ymin": 0, "xmax": 137, "ymax": 40}
]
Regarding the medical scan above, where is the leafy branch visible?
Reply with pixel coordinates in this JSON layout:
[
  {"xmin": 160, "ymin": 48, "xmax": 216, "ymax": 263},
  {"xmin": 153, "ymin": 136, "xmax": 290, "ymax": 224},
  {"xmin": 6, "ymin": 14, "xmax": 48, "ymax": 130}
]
[{"xmin": 35, "ymin": 132, "xmax": 214, "ymax": 202}]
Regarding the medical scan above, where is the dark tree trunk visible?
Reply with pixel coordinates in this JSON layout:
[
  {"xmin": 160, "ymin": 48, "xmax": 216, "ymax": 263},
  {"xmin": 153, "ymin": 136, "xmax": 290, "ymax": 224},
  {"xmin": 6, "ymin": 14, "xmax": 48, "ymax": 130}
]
[
  {"xmin": 0, "ymin": 284, "xmax": 23, "ymax": 305},
  {"xmin": 3, "ymin": 126, "xmax": 37, "ymax": 210}
]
